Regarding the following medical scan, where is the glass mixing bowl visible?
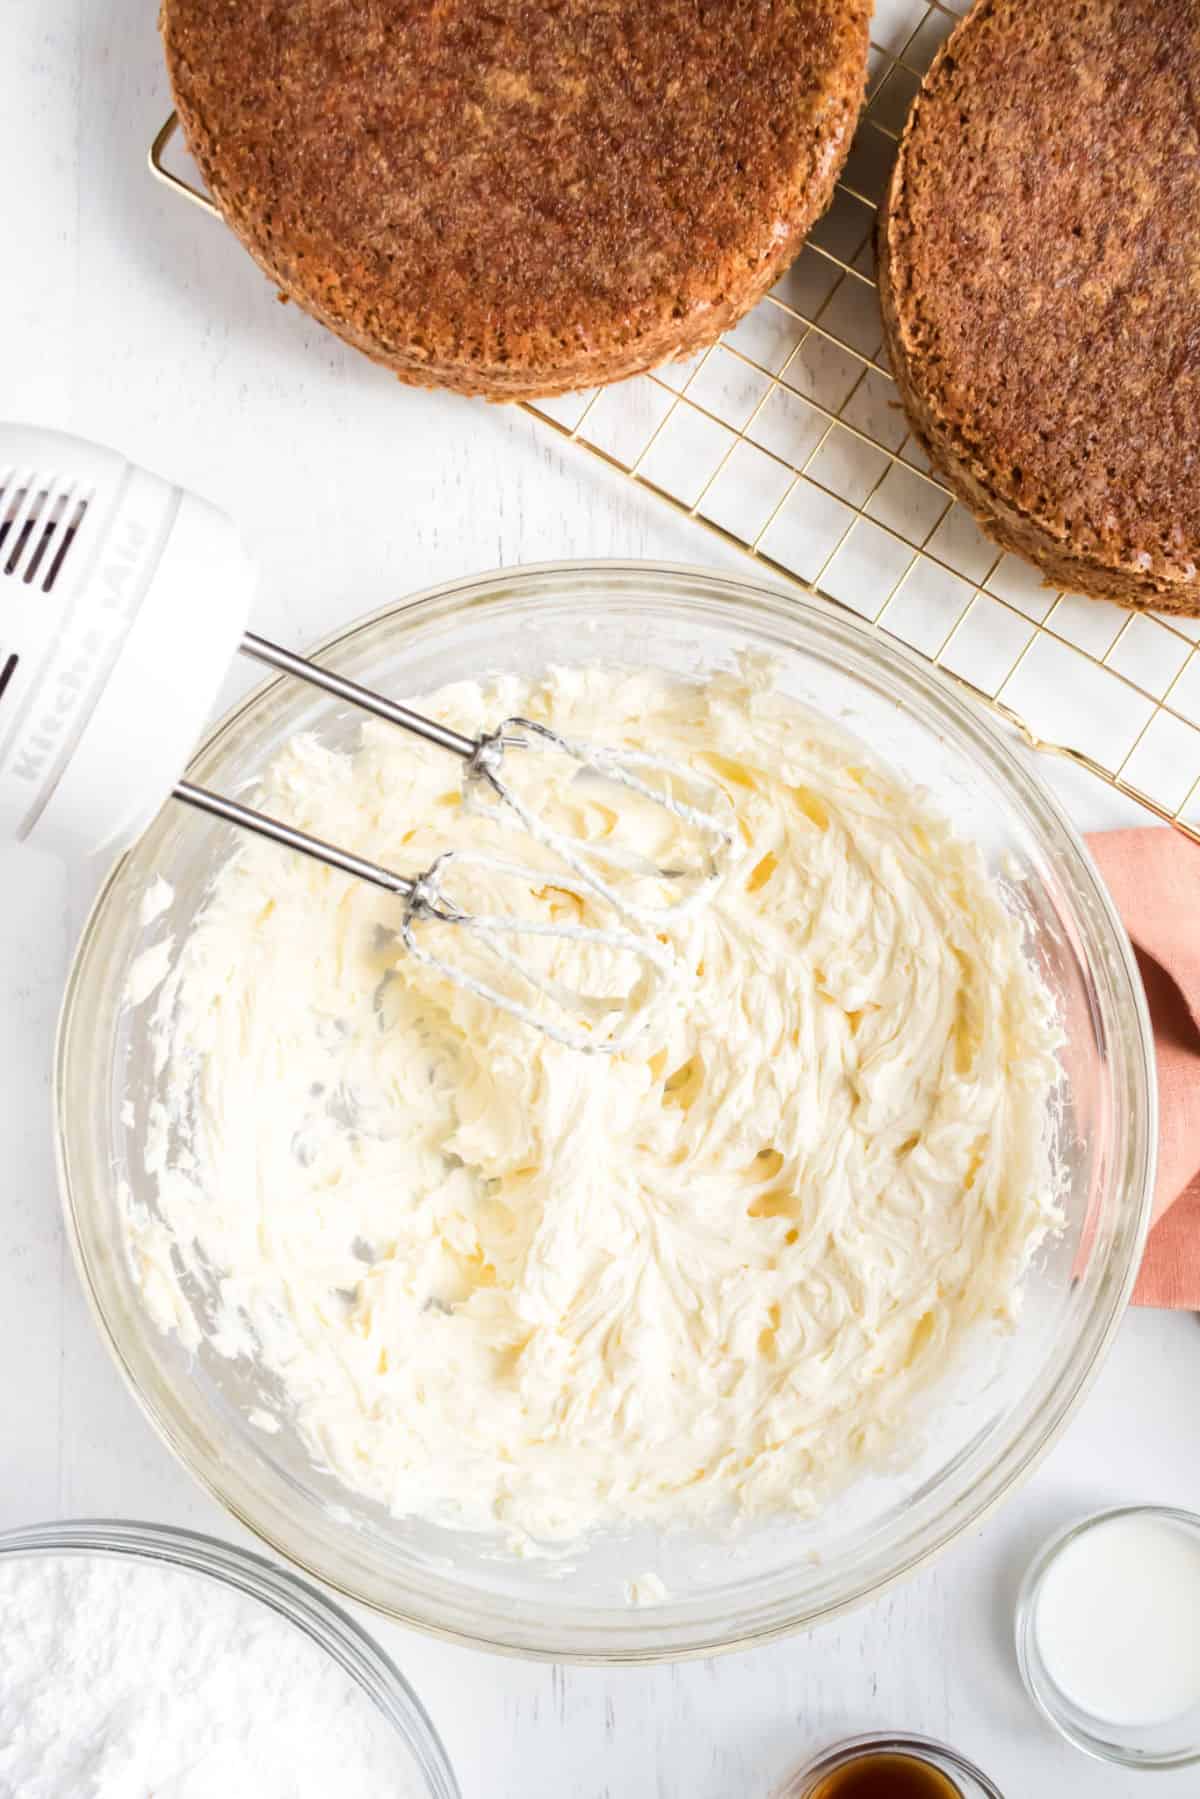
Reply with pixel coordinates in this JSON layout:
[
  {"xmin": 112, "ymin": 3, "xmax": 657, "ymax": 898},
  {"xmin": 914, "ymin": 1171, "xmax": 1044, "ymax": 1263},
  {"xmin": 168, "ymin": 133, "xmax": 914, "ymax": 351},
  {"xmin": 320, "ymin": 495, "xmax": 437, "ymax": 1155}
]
[
  {"xmin": 0, "ymin": 1519, "xmax": 459, "ymax": 1796},
  {"xmin": 56, "ymin": 561, "xmax": 1154, "ymax": 1661}
]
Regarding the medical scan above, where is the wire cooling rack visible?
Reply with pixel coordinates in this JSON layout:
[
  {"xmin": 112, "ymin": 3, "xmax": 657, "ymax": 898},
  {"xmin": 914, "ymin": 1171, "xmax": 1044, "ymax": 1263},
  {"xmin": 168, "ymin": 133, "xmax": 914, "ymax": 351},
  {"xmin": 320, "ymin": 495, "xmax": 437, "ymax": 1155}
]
[{"xmin": 150, "ymin": 0, "xmax": 1200, "ymax": 845}]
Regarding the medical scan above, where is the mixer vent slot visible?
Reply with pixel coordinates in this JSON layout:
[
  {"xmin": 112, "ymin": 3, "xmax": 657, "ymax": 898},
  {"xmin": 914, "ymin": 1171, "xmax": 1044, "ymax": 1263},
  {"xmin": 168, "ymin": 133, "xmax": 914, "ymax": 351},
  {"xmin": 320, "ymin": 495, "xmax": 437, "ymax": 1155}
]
[
  {"xmin": 40, "ymin": 496, "xmax": 88, "ymax": 593},
  {"xmin": 0, "ymin": 651, "xmax": 18, "ymax": 709},
  {"xmin": 0, "ymin": 482, "xmax": 22, "ymax": 561},
  {"xmin": 1, "ymin": 484, "xmax": 43, "ymax": 575},
  {"xmin": 0, "ymin": 476, "xmax": 89, "ymax": 592}
]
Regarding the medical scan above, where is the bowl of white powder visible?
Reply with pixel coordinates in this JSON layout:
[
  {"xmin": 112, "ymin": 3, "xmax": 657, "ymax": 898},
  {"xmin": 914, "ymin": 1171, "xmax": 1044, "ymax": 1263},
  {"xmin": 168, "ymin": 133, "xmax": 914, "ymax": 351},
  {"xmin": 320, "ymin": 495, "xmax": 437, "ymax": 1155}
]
[
  {"xmin": 0, "ymin": 1517, "xmax": 459, "ymax": 1797},
  {"xmin": 55, "ymin": 562, "xmax": 1155, "ymax": 1659}
]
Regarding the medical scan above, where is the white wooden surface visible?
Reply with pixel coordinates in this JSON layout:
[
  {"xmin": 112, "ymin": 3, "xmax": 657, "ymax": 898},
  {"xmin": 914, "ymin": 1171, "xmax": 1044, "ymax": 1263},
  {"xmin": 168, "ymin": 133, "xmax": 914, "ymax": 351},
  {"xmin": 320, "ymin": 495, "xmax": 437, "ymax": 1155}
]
[{"xmin": 4, "ymin": 6, "xmax": 1199, "ymax": 1794}]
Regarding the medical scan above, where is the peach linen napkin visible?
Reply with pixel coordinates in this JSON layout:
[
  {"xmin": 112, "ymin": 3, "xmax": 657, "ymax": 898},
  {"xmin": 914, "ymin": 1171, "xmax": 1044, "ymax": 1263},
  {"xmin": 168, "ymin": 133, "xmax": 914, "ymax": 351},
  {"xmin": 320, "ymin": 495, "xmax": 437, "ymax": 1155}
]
[{"xmin": 1087, "ymin": 830, "xmax": 1200, "ymax": 1309}]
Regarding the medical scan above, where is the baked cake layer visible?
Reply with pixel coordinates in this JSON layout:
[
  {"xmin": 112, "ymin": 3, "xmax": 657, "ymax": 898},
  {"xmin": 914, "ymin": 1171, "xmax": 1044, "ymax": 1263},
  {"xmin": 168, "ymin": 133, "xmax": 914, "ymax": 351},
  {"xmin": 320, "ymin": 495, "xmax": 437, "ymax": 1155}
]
[
  {"xmin": 878, "ymin": 0, "xmax": 1200, "ymax": 615},
  {"xmin": 163, "ymin": 0, "xmax": 870, "ymax": 400}
]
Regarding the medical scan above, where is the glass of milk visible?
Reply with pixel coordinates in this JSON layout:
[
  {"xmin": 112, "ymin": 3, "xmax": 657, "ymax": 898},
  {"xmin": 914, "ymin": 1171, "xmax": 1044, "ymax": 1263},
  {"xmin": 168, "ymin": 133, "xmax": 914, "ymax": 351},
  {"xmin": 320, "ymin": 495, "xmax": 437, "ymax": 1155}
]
[{"xmin": 1017, "ymin": 1506, "xmax": 1200, "ymax": 1768}]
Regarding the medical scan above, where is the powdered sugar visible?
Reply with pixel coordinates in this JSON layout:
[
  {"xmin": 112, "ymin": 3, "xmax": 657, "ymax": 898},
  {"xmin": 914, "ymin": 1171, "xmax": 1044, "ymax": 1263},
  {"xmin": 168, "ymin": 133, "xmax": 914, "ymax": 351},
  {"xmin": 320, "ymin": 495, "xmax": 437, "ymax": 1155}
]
[{"xmin": 0, "ymin": 1552, "xmax": 424, "ymax": 1798}]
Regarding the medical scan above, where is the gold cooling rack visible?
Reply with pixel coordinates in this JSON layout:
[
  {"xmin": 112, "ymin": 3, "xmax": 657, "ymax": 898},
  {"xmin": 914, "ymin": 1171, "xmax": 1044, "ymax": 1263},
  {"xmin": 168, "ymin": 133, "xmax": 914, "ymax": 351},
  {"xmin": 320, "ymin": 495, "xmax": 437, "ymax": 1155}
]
[{"xmin": 150, "ymin": 0, "xmax": 1200, "ymax": 846}]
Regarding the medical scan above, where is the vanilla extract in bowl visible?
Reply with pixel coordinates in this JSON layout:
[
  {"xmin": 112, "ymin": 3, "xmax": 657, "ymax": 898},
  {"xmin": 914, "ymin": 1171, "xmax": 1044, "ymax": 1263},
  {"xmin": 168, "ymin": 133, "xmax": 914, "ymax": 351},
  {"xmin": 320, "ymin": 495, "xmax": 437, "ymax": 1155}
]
[
  {"xmin": 808, "ymin": 1751, "xmax": 961, "ymax": 1798},
  {"xmin": 781, "ymin": 1734, "xmax": 1001, "ymax": 1799}
]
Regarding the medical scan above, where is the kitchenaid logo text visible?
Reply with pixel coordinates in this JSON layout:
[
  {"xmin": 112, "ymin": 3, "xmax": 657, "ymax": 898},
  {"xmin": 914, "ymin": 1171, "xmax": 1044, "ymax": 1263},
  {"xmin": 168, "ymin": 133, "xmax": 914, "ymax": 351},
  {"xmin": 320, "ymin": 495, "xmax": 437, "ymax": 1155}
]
[{"xmin": 11, "ymin": 515, "xmax": 149, "ymax": 784}]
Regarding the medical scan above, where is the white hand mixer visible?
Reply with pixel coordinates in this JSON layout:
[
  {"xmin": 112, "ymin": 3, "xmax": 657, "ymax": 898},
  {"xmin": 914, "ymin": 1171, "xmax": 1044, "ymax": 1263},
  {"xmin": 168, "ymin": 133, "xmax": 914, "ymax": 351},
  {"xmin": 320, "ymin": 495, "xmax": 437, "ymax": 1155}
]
[{"xmin": 0, "ymin": 424, "xmax": 732, "ymax": 1050}]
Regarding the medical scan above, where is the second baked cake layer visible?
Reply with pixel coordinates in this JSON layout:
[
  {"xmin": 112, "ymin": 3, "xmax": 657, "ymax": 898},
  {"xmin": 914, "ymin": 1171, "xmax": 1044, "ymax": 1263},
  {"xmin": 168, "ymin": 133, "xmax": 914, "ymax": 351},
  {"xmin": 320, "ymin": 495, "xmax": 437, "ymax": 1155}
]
[{"xmin": 878, "ymin": 0, "xmax": 1200, "ymax": 616}]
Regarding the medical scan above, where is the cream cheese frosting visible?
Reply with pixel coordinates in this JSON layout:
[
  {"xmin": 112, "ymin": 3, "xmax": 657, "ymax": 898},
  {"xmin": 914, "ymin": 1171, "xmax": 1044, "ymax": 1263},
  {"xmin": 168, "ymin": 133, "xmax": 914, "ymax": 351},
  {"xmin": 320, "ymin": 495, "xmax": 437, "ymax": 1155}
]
[{"xmin": 125, "ymin": 661, "xmax": 1063, "ymax": 1542}]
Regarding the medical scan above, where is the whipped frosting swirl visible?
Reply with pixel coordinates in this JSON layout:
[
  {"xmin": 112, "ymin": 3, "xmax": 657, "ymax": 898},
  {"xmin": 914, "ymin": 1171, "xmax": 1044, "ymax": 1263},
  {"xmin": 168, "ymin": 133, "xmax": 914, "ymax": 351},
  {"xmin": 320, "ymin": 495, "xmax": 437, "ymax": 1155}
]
[{"xmin": 126, "ymin": 661, "xmax": 1063, "ymax": 1542}]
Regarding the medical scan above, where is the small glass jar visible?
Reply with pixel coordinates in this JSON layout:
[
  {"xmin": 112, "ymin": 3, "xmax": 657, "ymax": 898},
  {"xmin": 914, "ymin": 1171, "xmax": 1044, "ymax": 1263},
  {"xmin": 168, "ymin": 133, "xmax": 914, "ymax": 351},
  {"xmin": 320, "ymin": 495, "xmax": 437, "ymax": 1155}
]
[
  {"xmin": 776, "ymin": 1731, "xmax": 1004, "ymax": 1797},
  {"xmin": 1016, "ymin": 1505, "xmax": 1200, "ymax": 1769}
]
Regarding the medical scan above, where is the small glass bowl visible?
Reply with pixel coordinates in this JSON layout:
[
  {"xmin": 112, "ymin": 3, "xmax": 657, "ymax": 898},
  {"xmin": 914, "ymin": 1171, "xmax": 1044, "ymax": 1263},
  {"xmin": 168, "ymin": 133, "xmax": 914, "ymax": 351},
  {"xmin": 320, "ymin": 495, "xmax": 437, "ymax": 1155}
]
[
  {"xmin": 1016, "ymin": 1505, "xmax": 1200, "ymax": 1769},
  {"xmin": 0, "ymin": 1518, "xmax": 460, "ymax": 1798},
  {"xmin": 776, "ymin": 1731, "xmax": 1004, "ymax": 1796}
]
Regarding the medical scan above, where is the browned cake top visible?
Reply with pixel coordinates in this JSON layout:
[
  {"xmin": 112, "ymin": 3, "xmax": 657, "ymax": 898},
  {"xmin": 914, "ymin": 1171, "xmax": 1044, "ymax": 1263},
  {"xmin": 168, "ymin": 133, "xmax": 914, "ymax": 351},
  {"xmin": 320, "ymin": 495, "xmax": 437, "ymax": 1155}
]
[
  {"xmin": 163, "ymin": 0, "xmax": 868, "ymax": 382},
  {"xmin": 884, "ymin": 0, "xmax": 1200, "ymax": 586}
]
